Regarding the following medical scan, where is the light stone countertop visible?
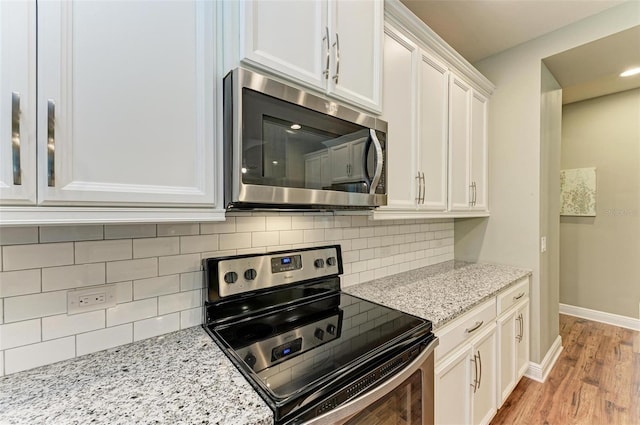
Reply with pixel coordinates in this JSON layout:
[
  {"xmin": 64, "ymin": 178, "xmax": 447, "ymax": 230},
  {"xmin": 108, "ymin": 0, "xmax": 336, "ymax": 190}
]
[
  {"xmin": 344, "ymin": 261, "xmax": 532, "ymax": 330},
  {"xmin": 0, "ymin": 326, "xmax": 273, "ymax": 425},
  {"xmin": 0, "ymin": 260, "xmax": 530, "ymax": 424}
]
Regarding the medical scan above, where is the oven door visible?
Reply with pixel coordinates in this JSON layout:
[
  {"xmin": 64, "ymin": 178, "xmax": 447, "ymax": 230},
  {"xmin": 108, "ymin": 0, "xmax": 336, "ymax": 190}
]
[
  {"xmin": 224, "ymin": 68, "xmax": 387, "ymax": 209},
  {"xmin": 305, "ymin": 338, "xmax": 437, "ymax": 425}
]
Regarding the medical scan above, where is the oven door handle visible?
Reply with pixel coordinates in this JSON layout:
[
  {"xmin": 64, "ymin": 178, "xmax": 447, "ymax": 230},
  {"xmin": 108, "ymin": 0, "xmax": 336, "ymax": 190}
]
[
  {"xmin": 304, "ymin": 337, "xmax": 439, "ymax": 425},
  {"xmin": 363, "ymin": 129, "xmax": 383, "ymax": 195}
]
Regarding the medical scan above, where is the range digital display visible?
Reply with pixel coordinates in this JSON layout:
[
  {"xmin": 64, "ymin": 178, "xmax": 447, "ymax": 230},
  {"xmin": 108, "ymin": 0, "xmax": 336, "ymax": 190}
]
[
  {"xmin": 271, "ymin": 254, "xmax": 302, "ymax": 273},
  {"xmin": 281, "ymin": 257, "xmax": 292, "ymax": 265}
]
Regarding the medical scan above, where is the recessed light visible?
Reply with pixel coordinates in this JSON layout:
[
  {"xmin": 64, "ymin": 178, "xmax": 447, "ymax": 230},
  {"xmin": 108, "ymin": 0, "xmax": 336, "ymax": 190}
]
[
  {"xmin": 241, "ymin": 167, "xmax": 247, "ymax": 174},
  {"xmin": 290, "ymin": 124, "xmax": 301, "ymax": 130},
  {"xmin": 620, "ymin": 67, "xmax": 640, "ymax": 77}
]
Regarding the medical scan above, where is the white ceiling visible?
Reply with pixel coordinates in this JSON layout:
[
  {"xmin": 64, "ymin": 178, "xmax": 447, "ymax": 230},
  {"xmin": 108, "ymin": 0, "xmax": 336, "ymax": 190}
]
[{"xmin": 400, "ymin": 0, "xmax": 639, "ymax": 103}]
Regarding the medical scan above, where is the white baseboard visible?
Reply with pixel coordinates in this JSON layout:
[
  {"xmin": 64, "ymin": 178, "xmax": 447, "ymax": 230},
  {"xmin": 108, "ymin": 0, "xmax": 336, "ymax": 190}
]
[
  {"xmin": 559, "ymin": 303, "xmax": 640, "ymax": 331},
  {"xmin": 525, "ymin": 335, "xmax": 563, "ymax": 383}
]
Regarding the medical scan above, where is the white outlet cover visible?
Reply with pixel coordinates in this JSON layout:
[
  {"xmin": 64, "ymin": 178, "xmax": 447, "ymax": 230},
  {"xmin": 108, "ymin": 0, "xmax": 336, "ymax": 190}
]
[{"xmin": 68, "ymin": 284, "xmax": 117, "ymax": 315}]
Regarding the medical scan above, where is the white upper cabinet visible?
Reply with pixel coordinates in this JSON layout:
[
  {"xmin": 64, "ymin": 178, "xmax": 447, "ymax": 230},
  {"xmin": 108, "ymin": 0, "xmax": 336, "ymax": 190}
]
[
  {"xmin": 239, "ymin": 0, "xmax": 383, "ymax": 113},
  {"xmin": 0, "ymin": 0, "xmax": 36, "ymax": 205},
  {"xmin": 37, "ymin": 0, "xmax": 216, "ymax": 206},
  {"xmin": 470, "ymin": 92, "xmax": 488, "ymax": 211},
  {"xmin": 417, "ymin": 51, "xmax": 448, "ymax": 211},
  {"xmin": 380, "ymin": 25, "xmax": 418, "ymax": 210}
]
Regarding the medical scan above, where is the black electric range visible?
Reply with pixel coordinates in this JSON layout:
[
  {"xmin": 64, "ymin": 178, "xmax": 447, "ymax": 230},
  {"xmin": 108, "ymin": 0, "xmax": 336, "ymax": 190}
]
[{"xmin": 203, "ymin": 245, "xmax": 435, "ymax": 425}]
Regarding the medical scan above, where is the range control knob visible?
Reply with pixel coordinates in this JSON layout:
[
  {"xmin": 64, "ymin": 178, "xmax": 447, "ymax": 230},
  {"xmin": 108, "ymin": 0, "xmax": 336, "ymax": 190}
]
[
  {"xmin": 244, "ymin": 268, "xmax": 257, "ymax": 281},
  {"xmin": 314, "ymin": 259, "xmax": 325, "ymax": 268},
  {"xmin": 223, "ymin": 271, "xmax": 238, "ymax": 284},
  {"xmin": 244, "ymin": 353, "xmax": 257, "ymax": 369},
  {"xmin": 326, "ymin": 324, "xmax": 336, "ymax": 335},
  {"xmin": 314, "ymin": 328, "xmax": 325, "ymax": 340},
  {"xmin": 326, "ymin": 257, "xmax": 337, "ymax": 267}
]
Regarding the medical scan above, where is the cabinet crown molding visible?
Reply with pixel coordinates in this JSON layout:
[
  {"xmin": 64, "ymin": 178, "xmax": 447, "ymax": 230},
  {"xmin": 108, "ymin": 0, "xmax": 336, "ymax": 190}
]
[{"xmin": 384, "ymin": 0, "xmax": 495, "ymax": 97}]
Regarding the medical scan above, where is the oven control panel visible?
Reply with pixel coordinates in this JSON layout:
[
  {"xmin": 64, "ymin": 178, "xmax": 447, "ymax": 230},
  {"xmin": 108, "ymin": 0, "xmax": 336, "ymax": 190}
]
[{"xmin": 209, "ymin": 245, "xmax": 342, "ymax": 299}]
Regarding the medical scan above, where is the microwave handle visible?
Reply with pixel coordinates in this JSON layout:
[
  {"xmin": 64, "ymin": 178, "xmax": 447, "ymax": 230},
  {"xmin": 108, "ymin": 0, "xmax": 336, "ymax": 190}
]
[{"xmin": 363, "ymin": 129, "xmax": 383, "ymax": 195}]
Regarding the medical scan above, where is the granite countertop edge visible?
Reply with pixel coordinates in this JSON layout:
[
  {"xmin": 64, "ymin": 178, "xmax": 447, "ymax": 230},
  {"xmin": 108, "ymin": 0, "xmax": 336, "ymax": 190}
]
[{"xmin": 343, "ymin": 260, "xmax": 532, "ymax": 330}]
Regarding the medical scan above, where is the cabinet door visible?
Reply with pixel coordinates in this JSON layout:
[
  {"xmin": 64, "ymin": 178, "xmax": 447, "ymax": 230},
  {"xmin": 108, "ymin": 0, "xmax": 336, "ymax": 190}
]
[
  {"xmin": 328, "ymin": 0, "xmax": 382, "ymax": 112},
  {"xmin": 448, "ymin": 75, "xmax": 471, "ymax": 211},
  {"xmin": 0, "ymin": 0, "xmax": 36, "ymax": 205},
  {"xmin": 380, "ymin": 25, "xmax": 418, "ymax": 210},
  {"xmin": 349, "ymin": 136, "xmax": 367, "ymax": 181},
  {"xmin": 472, "ymin": 325, "xmax": 497, "ymax": 425},
  {"xmin": 37, "ymin": 0, "xmax": 216, "ymax": 206},
  {"xmin": 329, "ymin": 143, "xmax": 351, "ymax": 183},
  {"xmin": 435, "ymin": 346, "xmax": 472, "ymax": 425},
  {"xmin": 516, "ymin": 301, "xmax": 530, "ymax": 379},
  {"xmin": 497, "ymin": 310, "xmax": 517, "ymax": 407},
  {"xmin": 305, "ymin": 154, "xmax": 323, "ymax": 189},
  {"xmin": 417, "ymin": 51, "xmax": 448, "ymax": 211},
  {"xmin": 241, "ymin": 0, "xmax": 327, "ymax": 91},
  {"xmin": 470, "ymin": 92, "xmax": 488, "ymax": 210}
]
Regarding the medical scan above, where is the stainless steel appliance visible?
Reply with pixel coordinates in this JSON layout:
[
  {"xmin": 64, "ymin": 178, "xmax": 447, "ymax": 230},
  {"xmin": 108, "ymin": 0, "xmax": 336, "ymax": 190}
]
[
  {"xmin": 203, "ymin": 245, "xmax": 437, "ymax": 425},
  {"xmin": 223, "ymin": 68, "xmax": 388, "ymax": 210}
]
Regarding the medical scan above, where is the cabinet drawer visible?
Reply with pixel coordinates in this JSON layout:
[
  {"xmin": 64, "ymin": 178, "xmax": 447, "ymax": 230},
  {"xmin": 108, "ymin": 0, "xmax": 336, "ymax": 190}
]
[
  {"xmin": 435, "ymin": 298, "xmax": 496, "ymax": 362},
  {"xmin": 497, "ymin": 277, "xmax": 529, "ymax": 315}
]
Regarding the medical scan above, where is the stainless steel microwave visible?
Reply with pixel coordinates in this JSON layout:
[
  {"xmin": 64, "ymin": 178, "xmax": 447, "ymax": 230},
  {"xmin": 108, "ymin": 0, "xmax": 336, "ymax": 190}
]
[{"xmin": 223, "ymin": 68, "xmax": 387, "ymax": 210}]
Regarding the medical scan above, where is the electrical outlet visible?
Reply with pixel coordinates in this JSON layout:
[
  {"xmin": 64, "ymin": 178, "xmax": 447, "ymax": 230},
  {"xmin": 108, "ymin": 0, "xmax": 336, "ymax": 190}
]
[
  {"xmin": 541, "ymin": 236, "xmax": 547, "ymax": 253},
  {"xmin": 68, "ymin": 284, "xmax": 116, "ymax": 315}
]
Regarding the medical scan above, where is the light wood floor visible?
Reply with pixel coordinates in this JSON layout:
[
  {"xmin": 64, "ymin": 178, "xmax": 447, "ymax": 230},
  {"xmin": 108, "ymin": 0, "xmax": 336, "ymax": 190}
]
[{"xmin": 490, "ymin": 314, "xmax": 640, "ymax": 425}]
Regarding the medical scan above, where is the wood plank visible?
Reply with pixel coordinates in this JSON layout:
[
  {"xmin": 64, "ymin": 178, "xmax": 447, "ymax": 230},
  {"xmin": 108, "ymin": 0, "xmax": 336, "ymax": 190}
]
[{"xmin": 490, "ymin": 314, "xmax": 640, "ymax": 425}]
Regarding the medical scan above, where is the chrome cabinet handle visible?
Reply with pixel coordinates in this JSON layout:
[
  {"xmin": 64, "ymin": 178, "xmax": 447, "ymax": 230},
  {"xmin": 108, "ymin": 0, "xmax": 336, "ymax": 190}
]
[
  {"xmin": 368, "ymin": 129, "xmax": 383, "ymax": 195},
  {"xmin": 471, "ymin": 354, "xmax": 479, "ymax": 393},
  {"xmin": 514, "ymin": 292, "xmax": 525, "ymax": 301},
  {"xmin": 516, "ymin": 314, "xmax": 523, "ymax": 342},
  {"xmin": 469, "ymin": 183, "xmax": 474, "ymax": 206},
  {"xmin": 323, "ymin": 27, "xmax": 330, "ymax": 79},
  {"xmin": 332, "ymin": 33, "xmax": 340, "ymax": 84},
  {"xmin": 520, "ymin": 313, "xmax": 524, "ymax": 341},
  {"xmin": 477, "ymin": 349, "xmax": 482, "ymax": 390},
  {"xmin": 420, "ymin": 172, "xmax": 426, "ymax": 204},
  {"xmin": 11, "ymin": 92, "xmax": 22, "ymax": 185},
  {"xmin": 415, "ymin": 173, "xmax": 421, "ymax": 203},
  {"xmin": 465, "ymin": 320, "xmax": 483, "ymax": 334},
  {"xmin": 47, "ymin": 99, "xmax": 56, "ymax": 187}
]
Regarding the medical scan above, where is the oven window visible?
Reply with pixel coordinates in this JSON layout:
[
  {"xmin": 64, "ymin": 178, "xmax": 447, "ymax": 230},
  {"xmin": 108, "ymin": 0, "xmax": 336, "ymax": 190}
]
[
  {"xmin": 344, "ymin": 370, "xmax": 423, "ymax": 425},
  {"xmin": 242, "ymin": 88, "xmax": 380, "ymax": 193}
]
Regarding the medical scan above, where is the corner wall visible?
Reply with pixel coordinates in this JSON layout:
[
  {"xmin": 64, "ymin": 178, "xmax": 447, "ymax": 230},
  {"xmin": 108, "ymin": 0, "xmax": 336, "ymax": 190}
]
[{"xmin": 455, "ymin": 2, "xmax": 640, "ymax": 363}]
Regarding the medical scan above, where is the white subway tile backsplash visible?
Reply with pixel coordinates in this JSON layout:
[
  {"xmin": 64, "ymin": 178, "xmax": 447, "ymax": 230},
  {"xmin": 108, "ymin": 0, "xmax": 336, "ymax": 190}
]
[
  {"xmin": 42, "ymin": 311, "xmax": 105, "ymax": 341},
  {"xmin": 4, "ymin": 291, "xmax": 67, "ymax": 323},
  {"xmin": 116, "ymin": 281, "xmax": 133, "ymax": 303},
  {"xmin": 251, "ymin": 231, "xmax": 279, "ymax": 247},
  {"xmin": 180, "ymin": 235, "xmax": 218, "ymax": 254},
  {"xmin": 265, "ymin": 216, "xmax": 291, "ymax": 231},
  {"xmin": 4, "ymin": 336, "xmax": 75, "ymax": 374},
  {"xmin": 0, "ymin": 216, "xmax": 454, "ymax": 375},
  {"xmin": 42, "ymin": 263, "xmax": 105, "ymax": 292},
  {"xmin": 39, "ymin": 225, "xmax": 103, "ymax": 243},
  {"xmin": 134, "ymin": 275, "xmax": 180, "ymax": 300},
  {"xmin": 180, "ymin": 307, "xmax": 202, "ymax": 329},
  {"xmin": 0, "ymin": 319, "xmax": 41, "ymax": 350},
  {"xmin": 180, "ymin": 271, "xmax": 203, "ymax": 292},
  {"xmin": 0, "ymin": 227, "xmax": 39, "ymax": 246},
  {"xmin": 200, "ymin": 218, "xmax": 235, "ymax": 234},
  {"xmin": 104, "ymin": 224, "xmax": 156, "ymax": 239},
  {"xmin": 219, "ymin": 232, "xmax": 251, "ymax": 250},
  {"xmin": 107, "ymin": 298, "xmax": 157, "ymax": 327},
  {"xmin": 2, "ymin": 243, "xmax": 74, "ymax": 271},
  {"xmin": 75, "ymin": 239, "xmax": 132, "ymax": 264},
  {"xmin": 133, "ymin": 237, "xmax": 179, "ymax": 258},
  {"xmin": 106, "ymin": 258, "xmax": 157, "ymax": 283},
  {"xmin": 236, "ymin": 216, "xmax": 265, "ymax": 232},
  {"xmin": 157, "ymin": 223, "xmax": 199, "ymax": 237},
  {"xmin": 133, "ymin": 313, "xmax": 180, "ymax": 342},
  {"xmin": 158, "ymin": 253, "xmax": 200, "ymax": 276},
  {"xmin": 76, "ymin": 324, "xmax": 132, "ymax": 356},
  {"xmin": 0, "ymin": 269, "xmax": 41, "ymax": 297},
  {"xmin": 158, "ymin": 290, "xmax": 201, "ymax": 315}
]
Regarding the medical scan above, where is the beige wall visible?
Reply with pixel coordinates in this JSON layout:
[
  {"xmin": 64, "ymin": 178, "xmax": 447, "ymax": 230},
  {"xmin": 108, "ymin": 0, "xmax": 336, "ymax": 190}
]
[
  {"xmin": 455, "ymin": 1, "xmax": 640, "ymax": 363},
  {"xmin": 560, "ymin": 88, "xmax": 640, "ymax": 319}
]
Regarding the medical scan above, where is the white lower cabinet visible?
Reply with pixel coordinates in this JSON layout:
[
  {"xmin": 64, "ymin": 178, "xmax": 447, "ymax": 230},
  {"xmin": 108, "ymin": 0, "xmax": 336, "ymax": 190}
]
[
  {"xmin": 497, "ymin": 281, "xmax": 530, "ymax": 406},
  {"xmin": 435, "ymin": 277, "xmax": 530, "ymax": 425}
]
